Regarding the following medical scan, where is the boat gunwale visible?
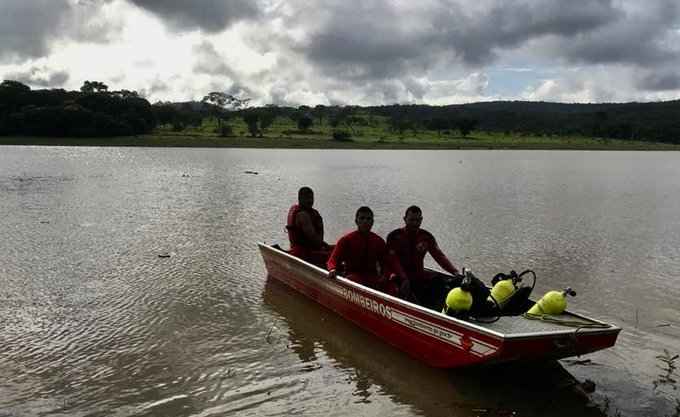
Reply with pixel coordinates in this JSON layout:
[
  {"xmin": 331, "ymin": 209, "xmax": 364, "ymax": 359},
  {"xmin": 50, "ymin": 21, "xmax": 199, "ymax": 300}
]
[{"xmin": 258, "ymin": 242, "xmax": 621, "ymax": 341}]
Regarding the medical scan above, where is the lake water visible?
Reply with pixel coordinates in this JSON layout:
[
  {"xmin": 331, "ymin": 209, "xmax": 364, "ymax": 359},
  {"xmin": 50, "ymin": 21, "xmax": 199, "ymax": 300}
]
[{"xmin": 1, "ymin": 146, "xmax": 679, "ymax": 417}]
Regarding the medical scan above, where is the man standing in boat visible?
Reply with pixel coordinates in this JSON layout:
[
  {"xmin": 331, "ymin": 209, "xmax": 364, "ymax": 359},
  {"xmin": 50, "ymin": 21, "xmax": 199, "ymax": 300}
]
[
  {"xmin": 286, "ymin": 186, "xmax": 330, "ymax": 266},
  {"xmin": 386, "ymin": 205, "xmax": 460, "ymax": 309},
  {"xmin": 327, "ymin": 206, "xmax": 398, "ymax": 293}
]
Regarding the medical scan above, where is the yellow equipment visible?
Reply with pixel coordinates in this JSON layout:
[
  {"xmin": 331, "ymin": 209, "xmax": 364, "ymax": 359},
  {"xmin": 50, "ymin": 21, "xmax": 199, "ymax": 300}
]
[
  {"xmin": 490, "ymin": 277, "xmax": 518, "ymax": 307},
  {"xmin": 443, "ymin": 287, "xmax": 473, "ymax": 314},
  {"xmin": 442, "ymin": 268, "xmax": 477, "ymax": 317},
  {"xmin": 527, "ymin": 288, "xmax": 576, "ymax": 316}
]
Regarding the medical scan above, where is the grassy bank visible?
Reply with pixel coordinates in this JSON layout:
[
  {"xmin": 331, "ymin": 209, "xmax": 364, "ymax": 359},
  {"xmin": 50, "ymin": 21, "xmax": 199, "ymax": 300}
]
[{"xmin": 2, "ymin": 132, "xmax": 680, "ymax": 150}]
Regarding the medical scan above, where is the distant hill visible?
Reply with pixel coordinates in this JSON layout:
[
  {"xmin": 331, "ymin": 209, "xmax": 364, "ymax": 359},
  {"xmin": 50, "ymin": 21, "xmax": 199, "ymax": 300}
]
[
  {"xmin": 2, "ymin": 77, "xmax": 679, "ymax": 143},
  {"xmin": 364, "ymin": 100, "xmax": 680, "ymax": 142}
]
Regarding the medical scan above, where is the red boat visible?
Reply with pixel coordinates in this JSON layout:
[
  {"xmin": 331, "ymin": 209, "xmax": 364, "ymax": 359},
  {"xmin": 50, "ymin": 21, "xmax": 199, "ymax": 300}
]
[{"xmin": 258, "ymin": 243, "xmax": 621, "ymax": 368}]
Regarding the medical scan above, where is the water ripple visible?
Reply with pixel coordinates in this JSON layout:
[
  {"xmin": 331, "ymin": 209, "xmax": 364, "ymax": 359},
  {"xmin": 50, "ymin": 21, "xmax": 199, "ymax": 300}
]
[{"xmin": 1, "ymin": 148, "xmax": 679, "ymax": 417}]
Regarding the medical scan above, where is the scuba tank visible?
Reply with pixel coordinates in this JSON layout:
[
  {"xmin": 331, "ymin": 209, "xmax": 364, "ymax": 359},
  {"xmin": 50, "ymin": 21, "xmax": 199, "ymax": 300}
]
[
  {"xmin": 441, "ymin": 268, "xmax": 474, "ymax": 319},
  {"xmin": 488, "ymin": 269, "xmax": 536, "ymax": 315},
  {"xmin": 527, "ymin": 287, "xmax": 577, "ymax": 316},
  {"xmin": 489, "ymin": 270, "xmax": 520, "ymax": 307}
]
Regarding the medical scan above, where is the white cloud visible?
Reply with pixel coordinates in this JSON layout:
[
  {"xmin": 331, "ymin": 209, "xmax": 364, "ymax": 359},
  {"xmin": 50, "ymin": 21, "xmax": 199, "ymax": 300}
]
[{"xmin": 1, "ymin": 0, "xmax": 679, "ymax": 105}]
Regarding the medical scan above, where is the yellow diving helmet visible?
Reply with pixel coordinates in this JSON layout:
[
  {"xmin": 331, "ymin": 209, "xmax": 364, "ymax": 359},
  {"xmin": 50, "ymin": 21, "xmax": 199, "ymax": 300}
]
[{"xmin": 527, "ymin": 288, "xmax": 576, "ymax": 316}]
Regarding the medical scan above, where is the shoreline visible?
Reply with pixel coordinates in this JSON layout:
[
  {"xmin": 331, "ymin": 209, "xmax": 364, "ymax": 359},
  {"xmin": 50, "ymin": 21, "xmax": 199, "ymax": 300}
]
[{"xmin": 2, "ymin": 134, "xmax": 679, "ymax": 151}]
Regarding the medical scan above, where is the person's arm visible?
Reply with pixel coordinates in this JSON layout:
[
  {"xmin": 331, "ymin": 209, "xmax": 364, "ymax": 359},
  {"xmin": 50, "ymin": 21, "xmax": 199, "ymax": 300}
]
[
  {"xmin": 319, "ymin": 216, "xmax": 328, "ymax": 247},
  {"xmin": 326, "ymin": 236, "xmax": 345, "ymax": 278},
  {"xmin": 296, "ymin": 211, "xmax": 324, "ymax": 247},
  {"xmin": 385, "ymin": 233, "xmax": 408, "ymax": 281},
  {"xmin": 429, "ymin": 237, "xmax": 459, "ymax": 275}
]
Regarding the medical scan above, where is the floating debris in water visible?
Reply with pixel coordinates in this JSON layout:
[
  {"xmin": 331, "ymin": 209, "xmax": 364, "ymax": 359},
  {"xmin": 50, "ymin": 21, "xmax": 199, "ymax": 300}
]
[
  {"xmin": 564, "ymin": 358, "xmax": 595, "ymax": 366},
  {"xmin": 581, "ymin": 379, "xmax": 596, "ymax": 393},
  {"xmin": 653, "ymin": 349, "xmax": 678, "ymax": 391},
  {"xmin": 265, "ymin": 325, "xmax": 278, "ymax": 343}
]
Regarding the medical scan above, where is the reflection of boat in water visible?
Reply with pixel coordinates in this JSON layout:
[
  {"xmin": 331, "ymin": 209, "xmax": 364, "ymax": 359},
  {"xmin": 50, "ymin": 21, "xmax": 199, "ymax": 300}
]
[
  {"xmin": 259, "ymin": 243, "xmax": 620, "ymax": 368},
  {"xmin": 262, "ymin": 277, "xmax": 607, "ymax": 417}
]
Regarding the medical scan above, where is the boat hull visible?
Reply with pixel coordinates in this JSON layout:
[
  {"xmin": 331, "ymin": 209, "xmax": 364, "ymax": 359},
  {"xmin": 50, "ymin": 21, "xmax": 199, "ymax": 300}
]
[{"xmin": 259, "ymin": 243, "xmax": 620, "ymax": 368}]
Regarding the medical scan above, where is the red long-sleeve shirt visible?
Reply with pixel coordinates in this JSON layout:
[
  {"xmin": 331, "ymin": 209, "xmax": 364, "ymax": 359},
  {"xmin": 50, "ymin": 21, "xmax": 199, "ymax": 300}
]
[
  {"xmin": 385, "ymin": 227, "xmax": 458, "ymax": 281},
  {"xmin": 327, "ymin": 230, "xmax": 396, "ymax": 277}
]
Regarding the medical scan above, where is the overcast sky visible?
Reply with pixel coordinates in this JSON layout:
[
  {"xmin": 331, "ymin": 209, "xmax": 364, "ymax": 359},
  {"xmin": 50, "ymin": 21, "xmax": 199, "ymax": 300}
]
[{"xmin": 1, "ymin": 0, "xmax": 679, "ymax": 106}]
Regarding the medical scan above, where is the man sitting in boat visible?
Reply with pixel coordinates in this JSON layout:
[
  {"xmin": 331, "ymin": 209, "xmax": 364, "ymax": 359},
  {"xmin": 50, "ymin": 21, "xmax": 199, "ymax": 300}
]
[
  {"xmin": 286, "ymin": 186, "xmax": 331, "ymax": 266},
  {"xmin": 386, "ymin": 206, "xmax": 460, "ymax": 309},
  {"xmin": 327, "ymin": 206, "xmax": 399, "ymax": 292}
]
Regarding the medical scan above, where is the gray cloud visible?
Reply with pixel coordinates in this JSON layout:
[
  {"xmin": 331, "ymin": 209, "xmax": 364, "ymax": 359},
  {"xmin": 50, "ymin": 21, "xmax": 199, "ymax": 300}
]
[
  {"xmin": 436, "ymin": 0, "xmax": 623, "ymax": 66},
  {"xmin": 5, "ymin": 0, "xmax": 676, "ymax": 105},
  {"xmin": 3, "ymin": 66, "xmax": 70, "ymax": 88},
  {"xmin": 0, "ymin": 0, "xmax": 71, "ymax": 61},
  {"xmin": 636, "ymin": 72, "xmax": 680, "ymax": 91},
  {"xmin": 150, "ymin": 79, "xmax": 170, "ymax": 95},
  {"xmin": 550, "ymin": 1, "xmax": 680, "ymax": 66},
  {"xmin": 0, "ymin": 0, "xmax": 121, "ymax": 63},
  {"xmin": 256, "ymin": 0, "xmax": 679, "ymax": 103},
  {"xmin": 138, "ymin": 78, "xmax": 171, "ymax": 100},
  {"xmin": 128, "ymin": 0, "xmax": 260, "ymax": 33},
  {"xmin": 282, "ymin": 0, "xmax": 623, "ymax": 84},
  {"xmin": 192, "ymin": 41, "xmax": 236, "ymax": 77},
  {"xmin": 128, "ymin": 0, "xmax": 680, "ymax": 104}
]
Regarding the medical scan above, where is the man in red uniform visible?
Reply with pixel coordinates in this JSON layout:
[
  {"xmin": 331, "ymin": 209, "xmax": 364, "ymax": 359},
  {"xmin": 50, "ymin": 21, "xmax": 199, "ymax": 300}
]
[
  {"xmin": 386, "ymin": 205, "xmax": 460, "ymax": 309},
  {"xmin": 327, "ymin": 206, "xmax": 397, "ymax": 292},
  {"xmin": 286, "ymin": 187, "xmax": 330, "ymax": 266}
]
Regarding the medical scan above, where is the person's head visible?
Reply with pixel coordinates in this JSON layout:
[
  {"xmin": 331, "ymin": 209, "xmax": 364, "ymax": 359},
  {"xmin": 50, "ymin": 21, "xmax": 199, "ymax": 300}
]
[
  {"xmin": 355, "ymin": 206, "xmax": 374, "ymax": 233},
  {"xmin": 403, "ymin": 205, "xmax": 423, "ymax": 231},
  {"xmin": 298, "ymin": 186, "xmax": 314, "ymax": 208}
]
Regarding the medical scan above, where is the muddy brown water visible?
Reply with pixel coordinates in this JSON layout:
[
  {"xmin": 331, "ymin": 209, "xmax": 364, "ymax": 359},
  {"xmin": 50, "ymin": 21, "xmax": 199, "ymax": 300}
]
[{"xmin": 1, "ymin": 147, "xmax": 678, "ymax": 416}]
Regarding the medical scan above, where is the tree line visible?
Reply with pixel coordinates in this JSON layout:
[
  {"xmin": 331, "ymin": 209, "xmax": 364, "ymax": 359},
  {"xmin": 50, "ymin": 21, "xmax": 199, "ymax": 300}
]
[
  {"xmin": 2, "ymin": 80, "xmax": 680, "ymax": 143},
  {"xmin": 0, "ymin": 80, "xmax": 155, "ymax": 137},
  {"xmin": 367, "ymin": 101, "xmax": 680, "ymax": 143},
  {"xmin": 142, "ymin": 93, "xmax": 680, "ymax": 144}
]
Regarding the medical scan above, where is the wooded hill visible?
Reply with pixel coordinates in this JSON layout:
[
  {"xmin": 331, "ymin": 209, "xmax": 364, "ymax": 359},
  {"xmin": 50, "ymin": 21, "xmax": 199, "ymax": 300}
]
[
  {"xmin": 366, "ymin": 100, "xmax": 680, "ymax": 143},
  {"xmin": 2, "ymin": 79, "xmax": 679, "ymax": 143}
]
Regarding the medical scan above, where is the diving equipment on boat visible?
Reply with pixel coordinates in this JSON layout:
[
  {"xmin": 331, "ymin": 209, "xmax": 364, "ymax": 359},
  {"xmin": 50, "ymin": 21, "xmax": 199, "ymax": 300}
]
[
  {"xmin": 488, "ymin": 269, "xmax": 536, "ymax": 315},
  {"xmin": 443, "ymin": 287, "xmax": 473, "ymax": 314},
  {"xmin": 489, "ymin": 270, "xmax": 520, "ymax": 306},
  {"xmin": 527, "ymin": 287, "xmax": 577, "ymax": 316},
  {"xmin": 442, "ymin": 269, "xmax": 474, "ymax": 318}
]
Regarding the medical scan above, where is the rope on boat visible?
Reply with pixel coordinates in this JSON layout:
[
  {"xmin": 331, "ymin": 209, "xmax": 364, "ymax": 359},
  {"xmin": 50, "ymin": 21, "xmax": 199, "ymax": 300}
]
[{"xmin": 522, "ymin": 312, "xmax": 611, "ymax": 329}]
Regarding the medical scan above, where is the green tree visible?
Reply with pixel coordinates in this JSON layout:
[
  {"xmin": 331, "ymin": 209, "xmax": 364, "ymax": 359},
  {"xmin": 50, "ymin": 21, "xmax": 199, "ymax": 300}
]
[
  {"xmin": 457, "ymin": 118, "xmax": 478, "ymax": 137},
  {"xmin": 259, "ymin": 110, "xmax": 276, "ymax": 134},
  {"xmin": 243, "ymin": 111, "xmax": 260, "ymax": 137},
  {"xmin": 297, "ymin": 114, "xmax": 313, "ymax": 131},
  {"xmin": 80, "ymin": 80, "xmax": 109, "ymax": 94},
  {"xmin": 201, "ymin": 92, "xmax": 250, "ymax": 132},
  {"xmin": 426, "ymin": 118, "xmax": 449, "ymax": 138},
  {"xmin": 389, "ymin": 114, "xmax": 412, "ymax": 138},
  {"xmin": 0, "ymin": 80, "xmax": 30, "ymax": 92},
  {"xmin": 312, "ymin": 104, "xmax": 326, "ymax": 126},
  {"xmin": 0, "ymin": 80, "xmax": 32, "ymax": 116},
  {"xmin": 111, "ymin": 89, "xmax": 139, "ymax": 99}
]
